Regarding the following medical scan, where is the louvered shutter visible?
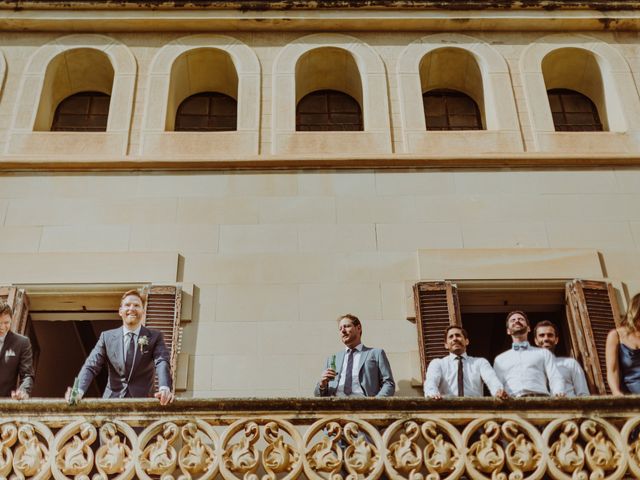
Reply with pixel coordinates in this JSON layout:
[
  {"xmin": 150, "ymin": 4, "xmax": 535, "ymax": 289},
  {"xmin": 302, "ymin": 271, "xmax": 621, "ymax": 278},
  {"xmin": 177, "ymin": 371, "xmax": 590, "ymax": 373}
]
[
  {"xmin": 413, "ymin": 281, "xmax": 461, "ymax": 381},
  {"xmin": 0, "ymin": 286, "xmax": 29, "ymax": 334},
  {"xmin": 143, "ymin": 285, "xmax": 182, "ymax": 393},
  {"xmin": 565, "ymin": 280, "xmax": 621, "ymax": 395}
]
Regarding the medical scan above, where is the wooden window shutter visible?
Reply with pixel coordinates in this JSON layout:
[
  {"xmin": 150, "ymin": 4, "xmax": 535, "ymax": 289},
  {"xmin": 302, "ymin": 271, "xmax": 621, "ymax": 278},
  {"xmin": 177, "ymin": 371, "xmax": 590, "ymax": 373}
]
[
  {"xmin": 565, "ymin": 280, "xmax": 621, "ymax": 395},
  {"xmin": 0, "ymin": 286, "xmax": 30, "ymax": 334},
  {"xmin": 413, "ymin": 281, "xmax": 461, "ymax": 382},
  {"xmin": 143, "ymin": 285, "xmax": 182, "ymax": 393}
]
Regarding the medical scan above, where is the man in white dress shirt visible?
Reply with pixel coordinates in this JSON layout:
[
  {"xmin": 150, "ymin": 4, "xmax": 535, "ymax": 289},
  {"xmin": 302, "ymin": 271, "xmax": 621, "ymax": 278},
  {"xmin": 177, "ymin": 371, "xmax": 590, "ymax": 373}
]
[
  {"xmin": 493, "ymin": 311, "xmax": 565, "ymax": 397},
  {"xmin": 424, "ymin": 326, "xmax": 508, "ymax": 399},
  {"xmin": 314, "ymin": 314, "xmax": 395, "ymax": 397},
  {"xmin": 534, "ymin": 320, "xmax": 589, "ymax": 397}
]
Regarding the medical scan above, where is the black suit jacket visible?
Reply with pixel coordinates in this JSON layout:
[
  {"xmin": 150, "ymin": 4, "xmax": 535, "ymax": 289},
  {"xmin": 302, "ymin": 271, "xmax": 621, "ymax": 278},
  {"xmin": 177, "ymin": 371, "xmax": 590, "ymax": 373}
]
[
  {"xmin": 77, "ymin": 326, "xmax": 172, "ymax": 398},
  {"xmin": 0, "ymin": 331, "xmax": 35, "ymax": 397}
]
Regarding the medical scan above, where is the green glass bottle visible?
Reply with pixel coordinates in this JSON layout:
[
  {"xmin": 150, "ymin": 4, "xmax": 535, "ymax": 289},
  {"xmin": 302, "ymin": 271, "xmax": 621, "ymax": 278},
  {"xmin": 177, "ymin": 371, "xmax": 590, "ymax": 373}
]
[{"xmin": 330, "ymin": 354, "xmax": 337, "ymax": 370}]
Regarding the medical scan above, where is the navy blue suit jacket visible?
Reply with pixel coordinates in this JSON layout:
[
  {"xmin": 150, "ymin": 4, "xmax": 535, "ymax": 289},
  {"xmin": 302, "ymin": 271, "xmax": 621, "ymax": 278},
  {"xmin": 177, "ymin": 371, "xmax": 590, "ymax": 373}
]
[{"xmin": 77, "ymin": 326, "xmax": 171, "ymax": 398}]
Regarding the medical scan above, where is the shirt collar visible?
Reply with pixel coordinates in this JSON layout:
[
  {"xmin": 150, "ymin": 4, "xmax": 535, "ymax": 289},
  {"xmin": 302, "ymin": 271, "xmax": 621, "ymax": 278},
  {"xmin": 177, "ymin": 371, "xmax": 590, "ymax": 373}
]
[
  {"xmin": 0, "ymin": 333, "xmax": 7, "ymax": 342},
  {"xmin": 123, "ymin": 325, "xmax": 142, "ymax": 337},
  {"xmin": 448, "ymin": 352, "xmax": 468, "ymax": 359},
  {"xmin": 512, "ymin": 341, "xmax": 531, "ymax": 350},
  {"xmin": 346, "ymin": 343, "xmax": 363, "ymax": 352}
]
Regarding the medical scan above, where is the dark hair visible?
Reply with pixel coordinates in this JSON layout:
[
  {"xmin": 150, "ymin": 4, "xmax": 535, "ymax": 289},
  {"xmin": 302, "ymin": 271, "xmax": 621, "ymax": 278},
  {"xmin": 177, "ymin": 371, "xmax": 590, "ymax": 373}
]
[
  {"xmin": 337, "ymin": 313, "xmax": 361, "ymax": 328},
  {"xmin": 505, "ymin": 310, "xmax": 529, "ymax": 328},
  {"xmin": 534, "ymin": 320, "xmax": 559, "ymax": 337},
  {"xmin": 120, "ymin": 289, "xmax": 145, "ymax": 306},
  {"xmin": 0, "ymin": 301, "xmax": 12, "ymax": 317},
  {"xmin": 445, "ymin": 325, "xmax": 468, "ymax": 339}
]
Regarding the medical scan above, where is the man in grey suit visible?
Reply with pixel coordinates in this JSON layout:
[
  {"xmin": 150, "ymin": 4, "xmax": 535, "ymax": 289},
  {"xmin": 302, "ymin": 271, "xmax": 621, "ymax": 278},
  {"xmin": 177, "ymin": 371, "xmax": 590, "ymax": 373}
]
[
  {"xmin": 314, "ymin": 314, "xmax": 395, "ymax": 397},
  {"xmin": 0, "ymin": 302, "xmax": 34, "ymax": 399},
  {"xmin": 65, "ymin": 290, "xmax": 174, "ymax": 405}
]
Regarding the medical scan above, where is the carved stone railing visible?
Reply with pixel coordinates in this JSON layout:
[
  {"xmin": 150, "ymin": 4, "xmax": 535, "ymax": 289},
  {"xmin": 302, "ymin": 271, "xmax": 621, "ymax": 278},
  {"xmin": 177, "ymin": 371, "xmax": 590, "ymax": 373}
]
[{"xmin": 1, "ymin": 397, "xmax": 639, "ymax": 480}]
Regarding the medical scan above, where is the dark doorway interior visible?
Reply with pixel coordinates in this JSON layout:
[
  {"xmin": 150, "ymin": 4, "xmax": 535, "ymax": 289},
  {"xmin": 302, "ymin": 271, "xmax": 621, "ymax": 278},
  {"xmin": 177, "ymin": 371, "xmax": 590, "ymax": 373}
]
[
  {"xmin": 29, "ymin": 319, "xmax": 120, "ymax": 397},
  {"xmin": 462, "ymin": 309, "xmax": 568, "ymax": 364}
]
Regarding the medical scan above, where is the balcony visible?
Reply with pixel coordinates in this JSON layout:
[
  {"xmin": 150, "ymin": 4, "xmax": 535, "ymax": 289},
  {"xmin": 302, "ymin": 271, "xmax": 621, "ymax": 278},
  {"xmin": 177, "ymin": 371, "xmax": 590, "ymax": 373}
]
[{"xmin": 1, "ymin": 397, "xmax": 639, "ymax": 480}]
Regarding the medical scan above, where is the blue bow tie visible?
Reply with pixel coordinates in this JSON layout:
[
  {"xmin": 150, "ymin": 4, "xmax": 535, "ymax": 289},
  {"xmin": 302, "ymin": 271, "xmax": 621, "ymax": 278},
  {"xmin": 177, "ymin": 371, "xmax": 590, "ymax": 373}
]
[{"xmin": 513, "ymin": 341, "xmax": 530, "ymax": 351}]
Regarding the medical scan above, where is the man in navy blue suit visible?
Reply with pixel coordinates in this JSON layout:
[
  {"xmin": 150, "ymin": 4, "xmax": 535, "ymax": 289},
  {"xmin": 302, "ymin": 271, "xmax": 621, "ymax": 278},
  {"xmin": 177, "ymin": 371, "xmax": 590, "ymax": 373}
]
[{"xmin": 66, "ymin": 290, "xmax": 174, "ymax": 405}]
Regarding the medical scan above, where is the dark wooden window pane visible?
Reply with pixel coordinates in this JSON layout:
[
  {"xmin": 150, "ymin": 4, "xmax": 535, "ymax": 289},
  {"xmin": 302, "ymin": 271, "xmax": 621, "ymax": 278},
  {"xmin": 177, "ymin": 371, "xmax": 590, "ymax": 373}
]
[
  {"xmin": 52, "ymin": 92, "xmax": 110, "ymax": 132},
  {"xmin": 175, "ymin": 92, "xmax": 237, "ymax": 132},
  {"xmin": 423, "ymin": 89, "xmax": 482, "ymax": 131},
  {"xmin": 296, "ymin": 89, "xmax": 363, "ymax": 131},
  {"xmin": 547, "ymin": 88, "xmax": 603, "ymax": 132}
]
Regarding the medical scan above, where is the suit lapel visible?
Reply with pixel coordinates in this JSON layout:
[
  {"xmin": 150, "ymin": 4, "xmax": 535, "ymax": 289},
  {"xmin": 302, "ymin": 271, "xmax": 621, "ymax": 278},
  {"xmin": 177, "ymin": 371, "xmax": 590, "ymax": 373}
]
[
  {"xmin": 109, "ymin": 328, "xmax": 125, "ymax": 373},
  {"xmin": 357, "ymin": 345, "xmax": 372, "ymax": 376}
]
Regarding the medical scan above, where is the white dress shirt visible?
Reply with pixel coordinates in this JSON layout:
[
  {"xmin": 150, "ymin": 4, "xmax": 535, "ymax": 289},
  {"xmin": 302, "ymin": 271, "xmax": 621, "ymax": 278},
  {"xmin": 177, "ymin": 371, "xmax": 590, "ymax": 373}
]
[
  {"xmin": 493, "ymin": 344, "xmax": 565, "ymax": 396},
  {"xmin": 336, "ymin": 343, "xmax": 366, "ymax": 397},
  {"xmin": 556, "ymin": 356, "xmax": 590, "ymax": 397},
  {"xmin": 0, "ymin": 333, "xmax": 6, "ymax": 350},
  {"xmin": 424, "ymin": 352, "xmax": 503, "ymax": 397}
]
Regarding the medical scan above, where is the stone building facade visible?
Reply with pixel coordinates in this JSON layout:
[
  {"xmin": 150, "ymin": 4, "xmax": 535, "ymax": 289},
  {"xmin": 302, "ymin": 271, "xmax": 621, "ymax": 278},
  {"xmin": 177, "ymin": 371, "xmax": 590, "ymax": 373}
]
[{"xmin": 0, "ymin": 0, "xmax": 639, "ymax": 398}]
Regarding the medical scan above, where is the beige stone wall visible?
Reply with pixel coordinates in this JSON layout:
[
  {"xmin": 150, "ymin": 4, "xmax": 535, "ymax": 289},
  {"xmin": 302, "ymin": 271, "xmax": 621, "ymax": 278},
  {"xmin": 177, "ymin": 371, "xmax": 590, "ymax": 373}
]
[
  {"xmin": 0, "ymin": 169, "xmax": 638, "ymax": 397},
  {"xmin": 0, "ymin": 27, "xmax": 639, "ymax": 397}
]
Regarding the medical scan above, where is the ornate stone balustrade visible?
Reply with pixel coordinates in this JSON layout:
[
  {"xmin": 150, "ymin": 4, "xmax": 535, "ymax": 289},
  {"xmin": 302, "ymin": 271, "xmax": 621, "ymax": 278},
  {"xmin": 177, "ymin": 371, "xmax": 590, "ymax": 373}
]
[{"xmin": 1, "ymin": 397, "xmax": 639, "ymax": 480}]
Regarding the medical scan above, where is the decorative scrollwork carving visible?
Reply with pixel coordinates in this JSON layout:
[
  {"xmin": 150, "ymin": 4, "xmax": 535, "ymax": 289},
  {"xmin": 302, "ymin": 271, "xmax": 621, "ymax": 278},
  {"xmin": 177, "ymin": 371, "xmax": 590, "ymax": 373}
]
[
  {"xmin": 303, "ymin": 417, "xmax": 383, "ymax": 480},
  {"xmin": 544, "ymin": 416, "xmax": 627, "ymax": 480},
  {"xmin": 464, "ymin": 416, "xmax": 544, "ymax": 480},
  {"xmin": 139, "ymin": 422, "xmax": 179, "ymax": 477},
  {"xmin": 94, "ymin": 422, "xmax": 134, "ymax": 479},
  {"xmin": 580, "ymin": 419, "xmax": 623, "ymax": 480},
  {"xmin": 305, "ymin": 421, "xmax": 343, "ymax": 478},
  {"xmin": 548, "ymin": 421, "xmax": 586, "ymax": 478},
  {"xmin": 55, "ymin": 422, "xmax": 97, "ymax": 479},
  {"xmin": 262, "ymin": 422, "xmax": 299, "ymax": 480},
  {"xmin": 0, "ymin": 422, "xmax": 18, "ymax": 479},
  {"xmin": 178, "ymin": 421, "xmax": 217, "ymax": 480},
  {"xmin": 621, "ymin": 416, "xmax": 640, "ymax": 480},
  {"xmin": 383, "ymin": 418, "xmax": 463, "ymax": 480},
  {"xmin": 12, "ymin": 422, "xmax": 51, "ymax": 480},
  {"xmin": 220, "ymin": 418, "xmax": 302, "ymax": 480},
  {"xmin": 386, "ymin": 421, "xmax": 422, "ymax": 478}
]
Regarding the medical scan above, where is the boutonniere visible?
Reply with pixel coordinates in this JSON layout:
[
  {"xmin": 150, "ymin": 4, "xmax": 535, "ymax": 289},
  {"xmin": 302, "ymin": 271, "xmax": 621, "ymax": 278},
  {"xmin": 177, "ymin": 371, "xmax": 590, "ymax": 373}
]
[
  {"xmin": 138, "ymin": 335, "xmax": 149, "ymax": 354},
  {"xmin": 5, "ymin": 349, "xmax": 16, "ymax": 358}
]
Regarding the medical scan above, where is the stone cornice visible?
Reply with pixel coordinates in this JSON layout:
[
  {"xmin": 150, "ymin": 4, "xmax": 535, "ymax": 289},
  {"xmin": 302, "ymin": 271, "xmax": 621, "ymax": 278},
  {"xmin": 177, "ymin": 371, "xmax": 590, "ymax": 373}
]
[
  {"xmin": 1, "ymin": 1, "xmax": 639, "ymax": 10},
  {"xmin": 0, "ymin": 396, "xmax": 637, "ymax": 416},
  {"xmin": 0, "ymin": 2, "xmax": 639, "ymax": 32}
]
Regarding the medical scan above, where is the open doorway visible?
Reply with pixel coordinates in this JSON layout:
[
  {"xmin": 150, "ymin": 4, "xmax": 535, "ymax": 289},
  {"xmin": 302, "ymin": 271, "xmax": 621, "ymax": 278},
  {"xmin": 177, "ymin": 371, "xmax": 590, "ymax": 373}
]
[
  {"xmin": 458, "ymin": 284, "xmax": 569, "ymax": 363},
  {"xmin": 29, "ymin": 319, "xmax": 120, "ymax": 397},
  {"xmin": 23, "ymin": 286, "xmax": 131, "ymax": 398}
]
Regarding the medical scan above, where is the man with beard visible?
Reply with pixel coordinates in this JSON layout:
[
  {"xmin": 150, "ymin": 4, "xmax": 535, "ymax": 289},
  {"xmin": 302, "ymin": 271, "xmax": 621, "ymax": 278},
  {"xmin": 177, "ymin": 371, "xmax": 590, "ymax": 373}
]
[
  {"xmin": 314, "ymin": 314, "xmax": 395, "ymax": 397},
  {"xmin": 424, "ymin": 326, "xmax": 508, "ymax": 399},
  {"xmin": 493, "ymin": 311, "xmax": 565, "ymax": 397},
  {"xmin": 65, "ymin": 290, "xmax": 174, "ymax": 405},
  {"xmin": 534, "ymin": 320, "xmax": 589, "ymax": 396}
]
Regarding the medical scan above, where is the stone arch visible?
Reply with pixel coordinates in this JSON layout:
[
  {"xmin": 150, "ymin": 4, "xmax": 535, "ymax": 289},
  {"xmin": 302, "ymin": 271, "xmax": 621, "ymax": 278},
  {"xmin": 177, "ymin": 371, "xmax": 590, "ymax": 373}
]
[
  {"xmin": 520, "ymin": 33, "xmax": 640, "ymax": 151},
  {"xmin": 141, "ymin": 34, "xmax": 260, "ymax": 156},
  {"xmin": 272, "ymin": 33, "xmax": 391, "ymax": 154},
  {"xmin": 396, "ymin": 33, "xmax": 522, "ymax": 154},
  {"xmin": 7, "ymin": 34, "xmax": 136, "ymax": 156}
]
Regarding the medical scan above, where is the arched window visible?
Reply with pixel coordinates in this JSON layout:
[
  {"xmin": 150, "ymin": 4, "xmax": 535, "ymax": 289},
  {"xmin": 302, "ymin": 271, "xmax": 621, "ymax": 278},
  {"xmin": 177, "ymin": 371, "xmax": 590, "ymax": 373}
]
[
  {"xmin": 296, "ymin": 89, "xmax": 363, "ymax": 131},
  {"xmin": 547, "ymin": 88, "xmax": 603, "ymax": 132},
  {"xmin": 51, "ymin": 91, "xmax": 110, "ymax": 132},
  {"xmin": 175, "ymin": 92, "xmax": 237, "ymax": 131},
  {"xmin": 423, "ymin": 89, "xmax": 482, "ymax": 131}
]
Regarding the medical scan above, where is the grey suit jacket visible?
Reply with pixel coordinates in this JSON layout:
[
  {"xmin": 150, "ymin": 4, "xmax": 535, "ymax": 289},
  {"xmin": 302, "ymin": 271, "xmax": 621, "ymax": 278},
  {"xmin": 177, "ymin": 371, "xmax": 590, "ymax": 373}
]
[
  {"xmin": 314, "ymin": 345, "xmax": 395, "ymax": 397},
  {"xmin": 0, "ymin": 331, "xmax": 34, "ymax": 397},
  {"xmin": 77, "ymin": 326, "xmax": 171, "ymax": 398}
]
